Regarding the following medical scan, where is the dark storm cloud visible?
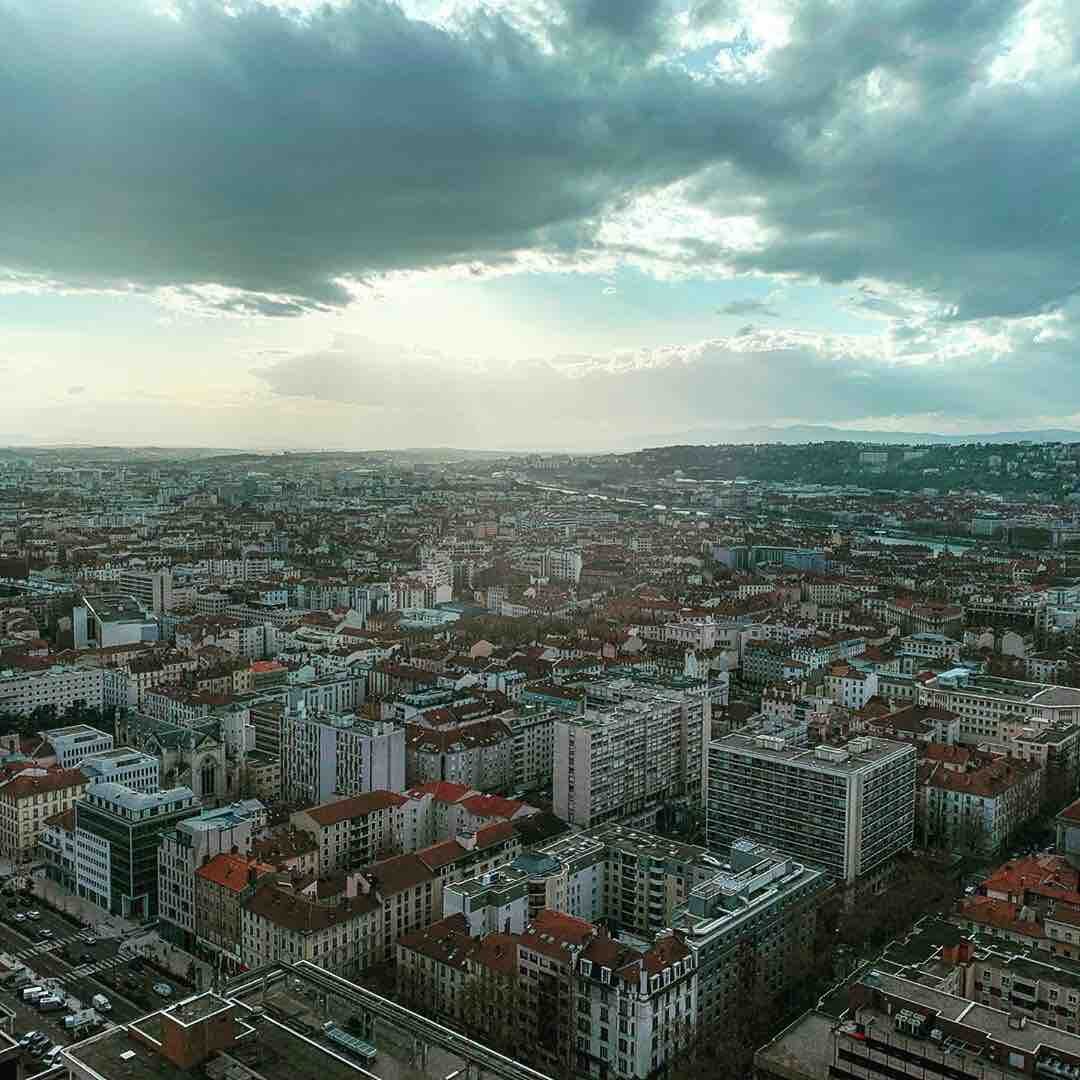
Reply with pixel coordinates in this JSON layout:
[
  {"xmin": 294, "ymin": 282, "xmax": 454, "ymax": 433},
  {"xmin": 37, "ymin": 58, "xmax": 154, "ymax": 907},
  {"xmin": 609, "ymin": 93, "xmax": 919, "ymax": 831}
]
[
  {"xmin": 1, "ymin": 0, "xmax": 1076, "ymax": 324},
  {"xmin": 0, "ymin": 0, "xmax": 794, "ymax": 311}
]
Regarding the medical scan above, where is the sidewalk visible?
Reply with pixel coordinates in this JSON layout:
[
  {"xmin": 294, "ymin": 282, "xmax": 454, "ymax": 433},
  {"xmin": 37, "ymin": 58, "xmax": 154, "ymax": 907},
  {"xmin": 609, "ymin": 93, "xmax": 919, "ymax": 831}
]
[
  {"xmin": 30, "ymin": 877, "xmax": 134, "ymax": 939},
  {"xmin": 122, "ymin": 933, "xmax": 214, "ymax": 992}
]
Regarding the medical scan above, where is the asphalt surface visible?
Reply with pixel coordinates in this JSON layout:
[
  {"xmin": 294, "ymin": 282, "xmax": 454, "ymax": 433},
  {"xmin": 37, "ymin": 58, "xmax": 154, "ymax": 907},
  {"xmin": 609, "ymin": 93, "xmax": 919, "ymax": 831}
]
[{"xmin": 0, "ymin": 897, "xmax": 183, "ymax": 1071}]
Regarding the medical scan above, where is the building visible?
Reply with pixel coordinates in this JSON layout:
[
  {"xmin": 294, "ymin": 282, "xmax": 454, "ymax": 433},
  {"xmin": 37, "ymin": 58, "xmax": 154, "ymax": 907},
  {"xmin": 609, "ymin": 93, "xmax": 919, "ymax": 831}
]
[
  {"xmin": 78, "ymin": 747, "xmax": 160, "ymax": 791},
  {"xmin": 158, "ymin": 799, "xmax": 267, "ymax": 948},
  {"xmin": 0, "ymin": 665, "xmax": 105, "ymax": 717},
  {"xmin": 405, "ymin": 717, "xmax": 513, "ymax": 792},
  {"xmin": 42, "ymin": 723, "xmax": 114, "ymax": 768},
  {"xmin": 194, "ymin": 852, "xmax": 275, "ymax": 972},
  {"xmin": 707, "ymin": 727, "xmax": 917, "ymax": 884},
  {"xmin": 280, "ymin": 702, "xmax": 405, "ymax": 804},
  {"xmin": 118, "ymin": 568, "xmax": 173, "ymax": 614},
  {"xmin": 75, "ymin": 781, "xmax": 200, "ymax": 919},
  {"xmin": 0, "ymin": 767, "xmax": 87, "ymax": 862},
  {"xmin": 554, "ymin": 685, "xmax": 710, "ymax": 829},
  {"xmin": 919, "ymin": 670, "xmax": 1080, "ymax": 746},
  {"xmin": 290, "ymin": 791, "xmax": 408, "ymax": 874},
  {"xmin": 919, "ymin": 751, "xmax": 1042, "ymax": 854},
  {"xmin": 241, "ymin": 878, "xmax": 383, "ymax": 977},
  {"xmin": 671, "ymin": 837, "xmax": 827, "ymax": 1034},
  {"xmin": 395, "ymin": 909, "xmax": 697, "ymax": 1080},
  {"xmin": 60, "ymin": 989, "xmax": 409, "ymax": 1080},
  {"xmin": 500, "ymin": 704, "xmax": 558, "ymax": 792},
  {"xmin": 73, "ymin": 593, "xmax": 159, "ymax": 649},
  {"xmin": 756, "ymin": 966, "xmax": 1080, "ymax": 1080}
]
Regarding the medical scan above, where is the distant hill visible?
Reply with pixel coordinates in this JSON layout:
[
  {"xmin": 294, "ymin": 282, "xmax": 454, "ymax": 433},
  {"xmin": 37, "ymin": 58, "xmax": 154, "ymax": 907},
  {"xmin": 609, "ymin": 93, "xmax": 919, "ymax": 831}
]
[{"xmin": 642, "ymin": 425, "xmax": 1080, "ymax": 447}]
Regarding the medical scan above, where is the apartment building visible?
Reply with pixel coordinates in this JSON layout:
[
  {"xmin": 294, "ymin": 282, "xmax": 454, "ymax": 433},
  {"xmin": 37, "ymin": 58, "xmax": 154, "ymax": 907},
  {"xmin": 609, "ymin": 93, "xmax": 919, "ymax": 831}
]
[
  {"xmin": 741, "ymin": 641, "xmax": 807, "ymax": 686},
  {"xmin": 500, "ymin": 704, "xmax": 558, "ymax": 791},
  {"xmin": 194, "ymin": 852, "xmax": 275, "ymax": 970},
  {"xmin": 240, "ymin": 880, "xmax": 382, "ymax": 977},
  {"xmin": 290, "ymin": 790, "xmax": 407, "ymax": 874},
  {"xmin": 823, "ymin": 663, "xmax": 879, "ymax": 709},
  {"xmin": 405, "ymin": 717, "xmax": 513, "ymax": 791},
  {"xmin": 707, "ymin": 727, "xmax": 917, "ymax": 884},
  {"xmin": 158, "ymin": 799, "xmax": 267, "ymax": 948},
  {"xmin": 0, "ymin": 665, "xmax": 105, "ymax": 717},
  {"xmin": 790, "ymin": 633, "xmax": 867, "ymax": 670},
  {"xmin": 443, "ymin": 866, "xmax": 530, "ymax": 937},
  {"xmin": 75, "ymin": 782, "xmax": 201, "ymax": 919},
  {"xmin": 395, "ymin": 910, "xmax": 697, "ymax": 1080},
  {"xmin": 554, "ymin": 685, "xmax": 710, "ymax": 828},
  {"xmin": 900, "ymin": 632, "xmax": 962, "ymax": 663},
  {"xmin": 671, "ymin": 838, "xmax": 827, "ymax": 1034},
  {"xmin": 0, "ymin": 768, "xmax": 87, "ymax": 861},
  {"xmin": 920, "ymin": 752, "xmax": 1042, "ymax": 854},
  {"xmin": 280, "ymin": 702, "xmax": 405, "ymax": 804}
]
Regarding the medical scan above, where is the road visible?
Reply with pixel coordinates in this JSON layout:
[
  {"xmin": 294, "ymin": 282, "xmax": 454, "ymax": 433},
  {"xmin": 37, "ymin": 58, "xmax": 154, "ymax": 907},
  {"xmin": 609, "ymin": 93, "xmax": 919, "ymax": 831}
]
[{"xmin": 0, "ymin": 896, "xmax": 188, "ymax": 1070}]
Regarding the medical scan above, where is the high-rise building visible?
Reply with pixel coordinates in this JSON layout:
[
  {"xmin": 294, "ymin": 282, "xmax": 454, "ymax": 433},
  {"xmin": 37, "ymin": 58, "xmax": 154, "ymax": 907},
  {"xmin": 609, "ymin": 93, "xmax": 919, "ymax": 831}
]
[
  {"xmin": 707, "ymin": 728, "xmax": 916, "ymax": 884},
  {"xmin": 280, "ymin": 701, "xmax": 405, "ymax": 804},
  {"xmin": 554, "ymin": 683, "xmax": 710, "ymax": 829}
]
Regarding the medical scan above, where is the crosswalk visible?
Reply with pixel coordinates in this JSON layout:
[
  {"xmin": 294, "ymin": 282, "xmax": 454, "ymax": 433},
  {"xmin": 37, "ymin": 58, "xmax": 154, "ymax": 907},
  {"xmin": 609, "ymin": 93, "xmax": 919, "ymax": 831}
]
[
  {"xmin": 9, "ymin": 938, "xmax": 67, "ymax": 962},
  {"xmin": 9, "ymin": 930, "xmax": 127, "ymax": 988}
]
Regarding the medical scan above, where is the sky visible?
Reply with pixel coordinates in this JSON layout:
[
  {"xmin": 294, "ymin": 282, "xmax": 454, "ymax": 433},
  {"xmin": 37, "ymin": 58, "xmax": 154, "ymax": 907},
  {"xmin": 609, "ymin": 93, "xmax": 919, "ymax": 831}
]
[{"xmin": 2, "ymin": 0, "xmax": 1080, "ymax": 451}]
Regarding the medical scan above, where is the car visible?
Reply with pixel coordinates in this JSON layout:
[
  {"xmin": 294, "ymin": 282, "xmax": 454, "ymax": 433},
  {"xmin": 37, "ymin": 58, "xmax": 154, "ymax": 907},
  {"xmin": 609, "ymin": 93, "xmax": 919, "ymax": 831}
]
[
  {"xmin": 29, "ymin": 1032, "xmax": 49, "ymax": 1047},
  {"xmin": 38, "ymin": 928, "xmax": 52, "ymax": 939},
  {"xmin": 79, "ymin": 952, "xmax": 93, "ymax": 964},
  {"xmin": 26, "ymin": 910, "xmax": 39, "ymax": 920},
  {"xmin": 17, "ymin": 1031, "xmax": 40, "ymax": 1047},
  {"xmin": 29, "ymin": 1042, "xmax": 48, "ymax": 1058},
  {"xmin": 152, "ymin": 982, "xmax": 173, "ymax": 998},
  {"xmin": 12, "ymin": 912, "xmax": 25, "ymax": 922}
]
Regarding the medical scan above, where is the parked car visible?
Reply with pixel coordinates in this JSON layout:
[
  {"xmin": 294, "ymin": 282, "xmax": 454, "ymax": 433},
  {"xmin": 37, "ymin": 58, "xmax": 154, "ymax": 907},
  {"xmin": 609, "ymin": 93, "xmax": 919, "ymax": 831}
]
[
  {"xmin": 26, "ymin": 910, "xmax": 40, "ymax": 920},
  {"xmin": 152, "ymin": 982, "xmax": 173, "ymax": 998},
  {"xmin": 17, "ymin": 1030, "xmax": 41, "ymax": 1048},
  {"xmin": 12, "ymin": 912, "xmax": 25, "ymax": 922}
]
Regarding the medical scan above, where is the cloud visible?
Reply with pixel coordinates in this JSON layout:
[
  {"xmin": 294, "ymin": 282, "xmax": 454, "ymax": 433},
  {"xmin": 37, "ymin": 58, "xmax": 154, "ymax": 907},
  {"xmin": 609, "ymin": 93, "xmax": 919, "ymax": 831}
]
[
  {"xmin": 718, "ymin": 297, "xmax": 779, "ymax": 317},
  {"xmin": 0, "ymin": 0, "xmax": 796, "ymax": 313},
  {"xmin": 249, "ymin": 311, "xmax": 1080, "ymax": 447},
  {"xmin": 2, "ymin": 0, "xmax": 1077, "ymax": 336}
]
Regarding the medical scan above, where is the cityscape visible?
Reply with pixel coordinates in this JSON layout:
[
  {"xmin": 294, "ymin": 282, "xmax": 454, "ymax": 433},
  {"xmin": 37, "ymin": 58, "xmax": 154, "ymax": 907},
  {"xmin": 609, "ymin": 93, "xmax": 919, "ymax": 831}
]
[
  {"xmin": 5, "ymin": 0, "xmax": 1080, "ymax": 1079},
  {"xmin": 0, "ymin": 446, "xmax": 1078, "ymax": 1080}
]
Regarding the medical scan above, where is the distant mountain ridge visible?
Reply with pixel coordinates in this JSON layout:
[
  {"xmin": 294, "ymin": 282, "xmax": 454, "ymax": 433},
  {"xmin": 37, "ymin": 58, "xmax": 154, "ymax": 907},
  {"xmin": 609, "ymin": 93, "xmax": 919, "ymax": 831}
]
[{"xmin": 647, "ymin": 425, "xmax": 1080, "ymax": 447}]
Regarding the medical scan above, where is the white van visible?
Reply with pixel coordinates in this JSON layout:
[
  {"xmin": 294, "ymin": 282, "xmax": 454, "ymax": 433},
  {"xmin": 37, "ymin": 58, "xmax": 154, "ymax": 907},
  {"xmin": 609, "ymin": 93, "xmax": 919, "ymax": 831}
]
[{"xmin": 20, "ymin": 986, "xmax": 44, "ymax": 1002}]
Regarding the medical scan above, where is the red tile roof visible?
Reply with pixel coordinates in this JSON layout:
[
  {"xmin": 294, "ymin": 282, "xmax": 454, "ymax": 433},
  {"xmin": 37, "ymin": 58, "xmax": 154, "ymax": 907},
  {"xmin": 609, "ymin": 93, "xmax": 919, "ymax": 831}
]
[
  {"xmin": 196, "ymin": 853, "xmax": 274, "ymax": 892},
  {"xmin": 458, "ymin": 794, "xmax": 527, "ymax": 820},
  {"xmin": 302, "ymin": 791, "xmax": 408, "ymax": 826},
  {"xmin": 406, "ymin": 781, "xmax": 473, "ymax": 804}
]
